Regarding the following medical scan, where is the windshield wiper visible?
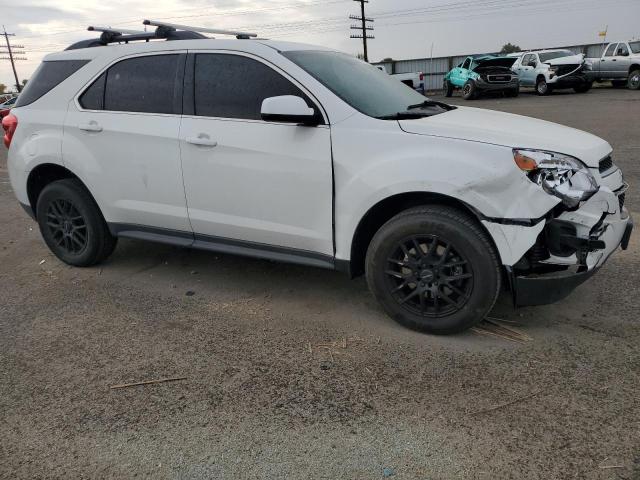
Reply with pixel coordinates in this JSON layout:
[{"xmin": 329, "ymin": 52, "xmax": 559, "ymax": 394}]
[
  {"xmin": 375, "ymin": 112, "xmax": 434, "ymax": 120},
  {"xmin": 407, "ymin": 100, "xmax": 456, "ymax": 111}
]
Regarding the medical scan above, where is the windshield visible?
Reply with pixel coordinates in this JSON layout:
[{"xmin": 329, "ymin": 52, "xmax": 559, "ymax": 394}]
[
  {"xmin": 630, "ymin": 42, "xmax": 640, "ymax": 54},
  {"xmin": 538, "ymin": 50, "xmax": 575, "ymax": 62},
  {"xmin": 283, "ymin": 50, "xmax": 447, "ymax": 119}
]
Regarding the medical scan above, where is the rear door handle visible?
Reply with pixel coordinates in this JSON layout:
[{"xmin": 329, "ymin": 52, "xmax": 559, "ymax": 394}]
[
  {"xmin": 186, "ymin": 134, "xmax": 218, "ymax": 148},
  {"xmin": 79, "ymin": 121, "xmax": 102, "ymax": 132}
]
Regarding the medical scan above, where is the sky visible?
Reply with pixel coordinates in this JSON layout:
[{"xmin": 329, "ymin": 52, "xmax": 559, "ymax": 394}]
[{"xmin": 1, "ymin": 0, "xmax": 639, "ymax": 90}]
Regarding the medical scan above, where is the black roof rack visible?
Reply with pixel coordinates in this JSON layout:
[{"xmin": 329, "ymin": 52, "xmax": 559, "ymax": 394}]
[{"xmin": 65, "ymin": 20, "xmax": 258, "ymax": 50}]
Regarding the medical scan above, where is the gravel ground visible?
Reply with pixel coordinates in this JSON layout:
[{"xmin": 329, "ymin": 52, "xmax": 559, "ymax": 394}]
[{"xmin": 1, "ymin": 87, "xmax": 639, "ymax": 479}]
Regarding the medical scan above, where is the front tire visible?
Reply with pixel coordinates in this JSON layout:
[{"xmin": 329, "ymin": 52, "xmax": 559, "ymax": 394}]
[
  {"xmin": 536, "ymin": 77, "xmax": 552, "ymax": 95},
  {"xmin": 462, "ymin": 80, "xmax": 478, "ymax": 100},
  {"xmin": 365, "ymin": 206, "xmax": 501, "ymax": 335},
  {"xmin": 628, "ymin": 69, "xmax": 640, "ymax": 90},
  {"xmin": 36, "ymin": 179, "xmax": 117, "ymax": 267}
]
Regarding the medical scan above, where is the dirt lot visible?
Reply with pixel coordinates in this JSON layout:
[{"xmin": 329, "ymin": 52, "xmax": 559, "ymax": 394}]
[{"xmin": 1, "ymin": 88, "xmax": 639, "ymax": 479}]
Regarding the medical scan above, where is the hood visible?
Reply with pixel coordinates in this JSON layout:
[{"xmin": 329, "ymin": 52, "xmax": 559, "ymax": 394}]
[
  {"xmin": 544, "ymin": 53, "xmax": 584, "ymax": 65},
  {"xmin": 399, "ymin": 106, "xmax": 611, "ymax": 167},
  {"xmin": 473, "ymin": 57, "xmax": 517, "ymax": 69}
]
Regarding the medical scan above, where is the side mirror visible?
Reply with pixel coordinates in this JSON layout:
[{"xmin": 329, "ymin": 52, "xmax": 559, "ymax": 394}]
[{"xmin": 261, "ymin": 95, "xmax": 319, "ymax": 126}]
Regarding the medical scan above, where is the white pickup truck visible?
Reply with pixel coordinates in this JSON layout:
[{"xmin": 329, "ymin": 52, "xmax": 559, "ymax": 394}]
[
  {"xmin": 586, "ymin": 41, "xmax": 640, "ymax": 89},
  {"xmin": 376, "ymin": 66, "xmax": 426, "ymax": 94}
]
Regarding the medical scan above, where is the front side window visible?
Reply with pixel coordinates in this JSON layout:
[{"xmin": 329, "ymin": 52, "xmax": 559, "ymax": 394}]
[
  {"xmin": 522, "ymin": 54, "xmax": 534, "ymax": 66},
  {"xmin": 462, "ymin": 58, "xmax": 471, "ymax": 69},
  {"xmin": 193, "ymin": 53, "xmax": 311, "ymax": 120},
  {"xmin": 80, "ymin": 54, "xmax": 179, "ymax": 114},
  {"xmin": 630, "ymin": 42, "xmax": 640, "ymax": 54},
  {"xmin": 15, "ymin": 60, "xmax": 90, "ymax": 107}
]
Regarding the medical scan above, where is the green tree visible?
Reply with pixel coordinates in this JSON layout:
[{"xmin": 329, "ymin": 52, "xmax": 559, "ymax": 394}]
[
  {"xmin": 500, "ymin": 43, "xmax": 522, "ymax": 54},
  {"xmin": 21, "ymin": 79, "xmax": 28, "ymax": 87}
]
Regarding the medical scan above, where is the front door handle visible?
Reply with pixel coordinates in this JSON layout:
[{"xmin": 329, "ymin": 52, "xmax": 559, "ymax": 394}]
[
  {"xmin": 186, "ymin": 134, "xmax": 218, "ymax": 148},
  {"xmin": 79, "ymin": 121, "xmax": 102, "ymax": 132}
]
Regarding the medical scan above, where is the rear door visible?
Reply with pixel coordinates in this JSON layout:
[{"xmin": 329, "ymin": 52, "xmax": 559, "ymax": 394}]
[
  {"xmin": 612, "ymin": 43, "xmax": 631, "ymax": 77},
  {"xmin": 180, "ymin": 51, "xmax": 334, "ymax": 258},
  {"xmin": 64, "ymin": 52, "xmax": 191, "ymax": 234}
]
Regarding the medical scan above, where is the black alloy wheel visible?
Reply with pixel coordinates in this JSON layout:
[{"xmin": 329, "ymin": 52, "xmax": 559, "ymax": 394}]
[
  {"xmin": 36, "ymin": 178, "xmax": 117, "ymax": 267},
  {"xmin": 384, "ymin": 234, "xmax": 473, "ymax": 317},
  {"xmin": 45, "ymin": 199, "xmax": 88, "ymax": 255}
]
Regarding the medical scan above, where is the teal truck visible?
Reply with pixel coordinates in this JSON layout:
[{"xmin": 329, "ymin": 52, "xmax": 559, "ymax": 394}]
[{"xmin": 444, "ymin": 55, "xmax": 519, "ymax": 100}]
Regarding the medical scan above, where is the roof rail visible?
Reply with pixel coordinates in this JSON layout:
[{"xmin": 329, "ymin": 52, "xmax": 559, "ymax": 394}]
[
  {"xmin": 143, "ymin": 20, "xmax": 258, "ymax": 39},
  {"xmin": 65, "ymin": 19, "xmax": 259, "ymax": 50}
]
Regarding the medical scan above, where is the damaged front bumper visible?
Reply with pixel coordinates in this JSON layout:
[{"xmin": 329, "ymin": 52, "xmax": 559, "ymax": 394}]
[{"xmin": 504, "ymin": 179, "xmax": 633, "ymax": 306}]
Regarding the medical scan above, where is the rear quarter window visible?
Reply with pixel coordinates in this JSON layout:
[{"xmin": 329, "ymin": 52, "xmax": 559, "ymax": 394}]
[{"xmin": 15, "ymin": 60, "xmax": 90, "ymax": 107}]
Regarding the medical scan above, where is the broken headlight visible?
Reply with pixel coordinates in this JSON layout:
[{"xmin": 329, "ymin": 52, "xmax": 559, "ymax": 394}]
[{"xmin": 513, "ymin": 149, "xmax": 599, "ymax": 208}]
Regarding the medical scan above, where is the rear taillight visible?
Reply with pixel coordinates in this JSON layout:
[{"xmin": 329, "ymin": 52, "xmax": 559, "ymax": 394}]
[{"xmin": 2, "ymin": 113, "xmax": 17, "ymax": 149}]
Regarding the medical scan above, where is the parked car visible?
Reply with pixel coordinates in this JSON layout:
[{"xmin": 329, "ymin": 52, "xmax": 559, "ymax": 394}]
[
  {"xmin": 2, "ymin": 23, "xmax": 632, "ymax": 335},
  {"xmin": 376, "ymin": 66, "xmax": 426, "ymax": 94},
  {"xmin": 0, "ymin": 96, "xmax": 17, "ymax": 119},
  {"xmin": 586, "ymin": 41, "xmax": 640, "ymax": 90},
  {"xmin": 444, "ymin": 55, "xmax": 519, "ymax": 100},
  {"xmin": 511, "ymin": 49, "xmax": 592, "ymax": 95}
]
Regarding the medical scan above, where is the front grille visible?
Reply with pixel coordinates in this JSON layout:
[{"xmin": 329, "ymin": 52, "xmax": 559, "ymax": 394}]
[
  {"xmin": 599, "ymin": 156, "xmax": 614, "ymax": 174},
  {"xmin": 555, "ymin": 64, "xmax": 581, "ymax": 76},
  {"xmin": 487, "ymin": 74, "xmax": 512, "ymax": 83}
]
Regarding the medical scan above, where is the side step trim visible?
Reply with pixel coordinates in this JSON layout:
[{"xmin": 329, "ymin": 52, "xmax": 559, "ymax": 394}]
[{"xmin": 108, "ymin": 223, "xmax": 336, "ymax": 270}]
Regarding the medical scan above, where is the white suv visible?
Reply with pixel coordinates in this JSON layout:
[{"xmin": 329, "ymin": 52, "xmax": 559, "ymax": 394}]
[{"xmin": 2, "ymin": 23, "xmax": 633, "ymax": 334}]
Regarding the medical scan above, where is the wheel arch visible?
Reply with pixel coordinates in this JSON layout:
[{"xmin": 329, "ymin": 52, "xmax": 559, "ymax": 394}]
[
  {"xmin": 629, "ymin": 64, "xmax": 640, "ymax": 74},
  {"xmin": 26, "ymin": 163, "xmax": 96, "ymax": 219},
  {"xmin": 347, "ymin": 191, "xmax": 501, "ymax": 278}
]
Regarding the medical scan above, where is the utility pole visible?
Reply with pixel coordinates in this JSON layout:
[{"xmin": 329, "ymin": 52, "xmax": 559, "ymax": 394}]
[
  {"xmin": 1, "ymin": 26, "xmax": 26, "ymax": 93},
  {"xmin": 350, "ymin": 0, "xmax": 374, "ymax": 62}
]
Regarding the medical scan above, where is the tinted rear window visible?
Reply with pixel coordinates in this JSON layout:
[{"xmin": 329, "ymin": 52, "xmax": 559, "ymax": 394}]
[
  {"xmin": 15, "ymin": 60, "xmax": 89, "ymax": 107},
  {"xmin": 103, "ymin": 55, "xmax": 179, "ymax": 114}
]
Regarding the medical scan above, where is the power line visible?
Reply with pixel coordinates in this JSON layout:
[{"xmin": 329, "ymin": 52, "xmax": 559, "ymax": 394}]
[
  {"xmin": 350, "ymin": 0, "xmax": 374, "ymax": 62},
  {"xmin": 1, "ymin": 25, "xmax": 26, "ymax": 92}
]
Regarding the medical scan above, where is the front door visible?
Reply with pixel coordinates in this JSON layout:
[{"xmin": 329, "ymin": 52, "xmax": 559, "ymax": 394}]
[
  {"xmin": 64, "ymin": 53, "xmax": 191, "ymax": 233},
  {"xmin": 518, "ymin": 54, "xmax": 537, "ymax": 86},
  {"xmin": 180, "ymin": 52, "xmax": 334, "ymax": 258}
]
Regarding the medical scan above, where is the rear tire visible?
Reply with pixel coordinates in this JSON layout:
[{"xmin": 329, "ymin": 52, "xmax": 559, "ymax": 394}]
[
  {"xmin": 628, "ymin": 70, "xmax": 640, "ymax": 90},
  {"xmin": 365, "ymin": 205, "xmax": 501, "ymax": 335},
  {"xmin": 536, "ymin": 77, "xmax": 552, "ymax": 95},
  {"xmin": 36, "ymin": 179, "xmax": 117, "ymax": 267},
  {"xmin": 573, "ymin": 82, "xmax": 592, "ymax": 93},
  {"xmin": 462, "ymin": 80, "xmax": 477, "ymax": 100},
  {"xmin": 444, "ymin": 80, "xmax": 454, "ymax": 97}
]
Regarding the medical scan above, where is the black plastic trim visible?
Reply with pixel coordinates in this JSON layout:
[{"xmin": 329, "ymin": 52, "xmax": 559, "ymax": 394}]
[
  {"xmin": 183, "ymin": 53, "xmax": 195, "ymax": 116},
  {"xmin": 480, "ymin": 213, "xmax": 548, "ymax": 227},
  {"xmin": 506, "ymin": 265, "xmax": 597, "ymax": 307},
  {"xmin": 108, "ymin": 223, "xmax": 336, "ymax": 270},
  {"xmin": 173, "ymin": 53, "xmax": 187, "ymax": 115}
]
